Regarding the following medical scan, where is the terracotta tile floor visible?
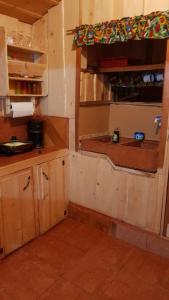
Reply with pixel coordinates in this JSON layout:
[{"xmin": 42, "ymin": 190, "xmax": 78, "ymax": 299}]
[{"xmin": 0, "ymin": 218, "xmax": 169, "ymax": 300}]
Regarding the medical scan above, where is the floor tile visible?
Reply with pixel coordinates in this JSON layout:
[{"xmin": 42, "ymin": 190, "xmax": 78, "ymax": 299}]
[
  {"xmin": 23, "ymin": 235, "xmax": 85, "ymax": 276},
  {"xmin": 1, "ymin": 218, "xmax": 169, "ymax": 300},
  {"xmin": 39, "ymin": 278, "xmax": 82, "ymax": 300},
  {"xmin": 0, "ymin": 254, "xmax": 59, "ymax": 300},
  {"xmin": 120, "ymin": 247, "xmax": 169, "ymax": 290},
  {"xmin": 102, "ymin": 268, "xmax": 169, "ymax": 300}
]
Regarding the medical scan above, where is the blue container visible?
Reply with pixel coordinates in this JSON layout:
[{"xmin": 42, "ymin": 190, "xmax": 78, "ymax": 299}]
[{"xmin": 134, "ymin": 132, "xmax": 145, "ymax": 141}]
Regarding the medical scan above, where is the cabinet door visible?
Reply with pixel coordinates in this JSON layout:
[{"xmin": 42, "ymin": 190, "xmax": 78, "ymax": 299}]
[
  {"xmin": 38, "ymin": 162, "xmax": 50, "ymax": 234},
  {"xmin": 38, "ymin": 158, "xmax": 66, "ymax": 234},
  {"xmin": 49, "ymin": 157, "xmax": 66, "ymax": 227},
  {"xmin": 0, "ymin": 168, "xmax": 36, "ymax": 255},
  {"xmin": 18, "ymin": 169, "xmax": 36, "ymax": 245}
]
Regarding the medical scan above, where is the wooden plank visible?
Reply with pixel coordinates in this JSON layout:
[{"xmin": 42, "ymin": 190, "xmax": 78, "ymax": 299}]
[
  {"xmin": 0, "ymin": 27, "xmax": 8, "ymax": 96},
  {"xmin": 144, "ymin": 0, "xmax": 169, "ymax": 14},
  {"xmin": 80, "ymin": 0, "xmax": 144, "ymax": 24},
  {"xmin": 0, "ymin": 0, "xmax": 61, "ymax": 24},
  {"xmin": 100, "ymin": 64, "xmax": 165, "ymax": 73},
  {"xmin": 0, "ymin": 174, "xmax": 22, "ymax": 254},
  {"xmin": 18, "ymin": 168, "xmax": 37, "ymax": 244},
  {"xmin": 7, "ymin": 44, "xmax": 45, "ymax": 55},
  {"xmin": 80, "ymin": 101, "xmax": 113, "ymax": 107},
  {"xmin": 9, "ymin": 76, "xmax": 43, "ymax": 82},
  {"xmin": 49, "ymin": 157, "xmax": 66, "ymax": 227},
  {"xmin": 158, "ymin": 40, "xmax": 169, "ymax": 167},
  {"xmin": 109, "ymin": 104, "xmax": 162, "ymax": 141},
  {"xmin": 38, "ymin": 162, "xmax": 50, "ymax": 234},
  {"xmin": 69, "ymin": 151, "xmax": 162, "ymax": 233},
  {"xmin": 79, "ymin": 106, "xmax": 110, "ymax": 139}
]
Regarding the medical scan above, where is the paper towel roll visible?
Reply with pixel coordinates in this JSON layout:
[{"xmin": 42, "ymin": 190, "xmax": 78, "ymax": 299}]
[{"xmin": 11, "ymin": 102, "xmax": 34, "ymax": 118}]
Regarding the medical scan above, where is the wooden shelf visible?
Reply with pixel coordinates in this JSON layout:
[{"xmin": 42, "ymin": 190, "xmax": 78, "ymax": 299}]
[
  {"xmin": 99, "ymin": 64, "xmax": 165, "ymax": 73},
  {"xmin": 80, "ymin": 101, "xmax": 113, "ymax": 107},
  {"xmin": 8, "ymin": 59, "xmax": 46, "ymax": 67},
  {"xmin": 9, "ymin": 76, "xmax": 43, "ymax": 82},
  {"xmin": 8, "ymin": 93, "xmax": 44, "ymax": 97},
  {"xmin": 7, "ymin": 44, "xmax": 45, "ymax": 55}
]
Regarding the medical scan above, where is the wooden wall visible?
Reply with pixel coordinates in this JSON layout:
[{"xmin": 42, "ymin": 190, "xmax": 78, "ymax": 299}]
[
  {"xmin": 80, "ymin": 0, "xmax": 144, "ymax": 23},
  {"xmin": 69, "ymin": 151, "xmax": 166, "ymax": 233},
  {"xmin": 79, "ymin": 106, "xmax": 110, "ymax": 138},
  {"xmin": 46, "ymin": 0, "xmax": 79, "ymax": 118},
  {"xmin": 80, "ymin": 0, "xmax": 169, "ymax": 24},
  {"xmin": 0, "ymin": 14, "xmax": 31, "ymax": 36},
  {"xmin": 66, "ymin": 0, "xmax": 169, "ymax": 234},
  {"xmin": 109, "ymin": 104, "xmax": 162, "ymax": 141}
]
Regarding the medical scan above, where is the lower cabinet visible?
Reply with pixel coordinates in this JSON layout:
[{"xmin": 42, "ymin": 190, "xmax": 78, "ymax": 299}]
[
  {"xmin": 38, "ymin": 157, "xmax": 66, "ymax": 234},
  {"xmin": 0, "ymin": 153, "xmax": 67, "ymax": 256},
  {"xmin": 0, "ymin": 168, "xmax": 36, "ymax": 255}
]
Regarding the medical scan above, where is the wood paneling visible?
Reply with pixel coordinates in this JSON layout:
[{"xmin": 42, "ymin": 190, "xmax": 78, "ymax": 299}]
[
  {"xmin": 109, "ymin": 104, "xmax": 162, "ymax": 141},
  {"xmin": 0, "ymin": 168, "xmax": 36, "ymax": 254},
  {"xmin": 69, "ymin": 202, "xmax": 169, "ymax": 258},
  {"xmin": 0, "ymin": 0, "xmax": 61, "ymax": 24},
  {"xmin": 38, "ymin": 157, "xmax": 66, "ymax": 234},
  {"xmin": 0, "ymin": 116, "xmax": 30, "ymax": 141},
  {"xmin": 144, "ymin": 0, "xmax": 169, "ymax": 14},
  {"xmin": 158, "ymin": 40, "xmax": 169, "ymax": 167},
  {"xmin": 69, "ymin": 152, "xmax": 163, "ymax": 233},
  {"xmin": 42, "ymin": 116, "xmax": 69, "ymax": 148},
  {"xmin": 80, "ymin": 0, "xmax": 144, "ymax": 24},
  {"xmin": 79, "ymin": 106, "xmax": 110, "ymax": 138}
]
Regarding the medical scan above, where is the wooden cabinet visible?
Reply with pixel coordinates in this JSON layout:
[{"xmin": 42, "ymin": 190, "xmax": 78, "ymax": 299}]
[
  {"xmin": 38, "ymin": 157, "xmax": 66, "ymax": 234},
  {"xmin": 0, "ymin": 168, "xmax": 37, "ymax": 255},
  {"xmin": 0, "ymin": 150, "xmax": 68, "ymax": 256},
  {"xmin": 0, "ymin": 26, "xmax": 48, "ymax": 97}
]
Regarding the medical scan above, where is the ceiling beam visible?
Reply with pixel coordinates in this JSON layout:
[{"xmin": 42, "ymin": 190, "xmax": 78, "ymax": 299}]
[{"xmin": 0, "ymin": 1, "xmax": 43, "ymax": 19}]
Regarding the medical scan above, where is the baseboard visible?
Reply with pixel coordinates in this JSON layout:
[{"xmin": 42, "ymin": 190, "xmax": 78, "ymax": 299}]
[{"xmin": 68, "ymin": 202, "xmax": 169, "ymax": 258}]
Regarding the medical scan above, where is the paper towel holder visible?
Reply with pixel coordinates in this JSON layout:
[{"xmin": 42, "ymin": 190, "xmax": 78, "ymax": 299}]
[{"xmin": 4, "ymin": 97, "xmax": 35, "ymax": 118}]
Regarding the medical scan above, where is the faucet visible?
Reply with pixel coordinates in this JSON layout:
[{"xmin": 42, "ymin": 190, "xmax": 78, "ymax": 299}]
[{"xmin": 154, "ymin": 115, "xmax": 161, "ymax": 135}]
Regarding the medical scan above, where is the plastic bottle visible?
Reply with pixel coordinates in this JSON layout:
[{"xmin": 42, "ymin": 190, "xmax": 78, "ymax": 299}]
[{"xmin": 112, "ymin": 128, "xmax": 120, "ymax": 143}]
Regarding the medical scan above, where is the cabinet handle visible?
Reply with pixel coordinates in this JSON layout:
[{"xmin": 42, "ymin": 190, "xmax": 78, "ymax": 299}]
[
  {"xmin": 42, "ymin": 171, "xmax": 49, "ymax": 181},
  {"xmin": 23, "ymin": 176, "xmax": 31, "ymax": 191}
]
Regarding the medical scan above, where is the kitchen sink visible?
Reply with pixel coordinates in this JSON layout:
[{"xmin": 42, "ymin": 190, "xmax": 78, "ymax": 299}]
[{"xmin": 122, "ymin": 140, "xmax": 159, "ymax": 150}]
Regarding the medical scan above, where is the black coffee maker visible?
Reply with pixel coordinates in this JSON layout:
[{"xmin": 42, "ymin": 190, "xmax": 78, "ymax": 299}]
[{"xmin": 27, "ymin": 119, "xmax": 43, "ymax": 149}]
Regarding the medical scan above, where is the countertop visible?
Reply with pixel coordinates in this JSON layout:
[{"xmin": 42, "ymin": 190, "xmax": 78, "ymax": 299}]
[
  {"xmin": 80, "ymin": 136, "xmax": 159, "ymax": 172},
  {"xmin": 0, "ymin": 146, "xmax": 68, "ymax": 177}
]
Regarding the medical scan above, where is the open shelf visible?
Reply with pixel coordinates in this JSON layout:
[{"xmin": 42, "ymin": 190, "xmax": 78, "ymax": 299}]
[
  {"xmin": 99, "ymin": 64, "xmax": 165, "ymax": 73},
  {"xmin": 7, "ymin": 44, "xmax": 45, "ymax": 55},
  {"xmin": 80, "ymin": 101, "xmax": 114, "ymax": 107},
  {"xmin": 9, "ymin": 76, "xmax": 43, "ymax": 82},
  {"xmin": 8, "ymin": 93, "xmax": 44, "ymax": 97}
]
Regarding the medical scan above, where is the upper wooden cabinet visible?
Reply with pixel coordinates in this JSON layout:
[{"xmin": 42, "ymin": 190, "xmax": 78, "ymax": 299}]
[{"xmin": 0, "ymin": 27, "xmax": 48, "ymax": 97}]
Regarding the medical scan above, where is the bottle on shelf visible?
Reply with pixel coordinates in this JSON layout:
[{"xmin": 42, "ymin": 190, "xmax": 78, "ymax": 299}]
[{"xmin": 112, "ymin": 128, "xmax": 120, "ymax": 143}]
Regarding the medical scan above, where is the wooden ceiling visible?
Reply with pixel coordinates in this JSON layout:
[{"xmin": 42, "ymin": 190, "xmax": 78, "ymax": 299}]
[{"xmin": 0, "ymin": 0, "xmax": 61, "ymax": 24}]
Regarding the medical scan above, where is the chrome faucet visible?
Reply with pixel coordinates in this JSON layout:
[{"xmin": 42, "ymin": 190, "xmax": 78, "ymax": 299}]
[{"xmin": 154, "ymin": 115, "xmax": 161, "ymax": 135}]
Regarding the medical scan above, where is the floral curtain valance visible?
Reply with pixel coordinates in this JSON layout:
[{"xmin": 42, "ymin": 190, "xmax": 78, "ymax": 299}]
[{"xmin": 73, "ymin": 10, "xmax": 169, "ymax": 47}]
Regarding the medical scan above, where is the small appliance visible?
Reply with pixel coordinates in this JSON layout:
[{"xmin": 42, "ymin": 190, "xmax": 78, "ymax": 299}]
[
  {"xmin": 134, "ymin": 132, "xmax": 145, "ymax": 141},
  {"xmin": 0, "ymin": 136, "xmax": 33, "ymax": 156},
  {"xmin": 27, "ymin": 119, "xmax": 43, "ymax": 148}
]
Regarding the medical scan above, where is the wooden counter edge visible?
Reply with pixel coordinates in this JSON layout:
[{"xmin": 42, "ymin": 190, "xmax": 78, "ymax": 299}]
[{"xmin": 0, "ymin": 148, "xmax": 69, "ymax": 177}]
